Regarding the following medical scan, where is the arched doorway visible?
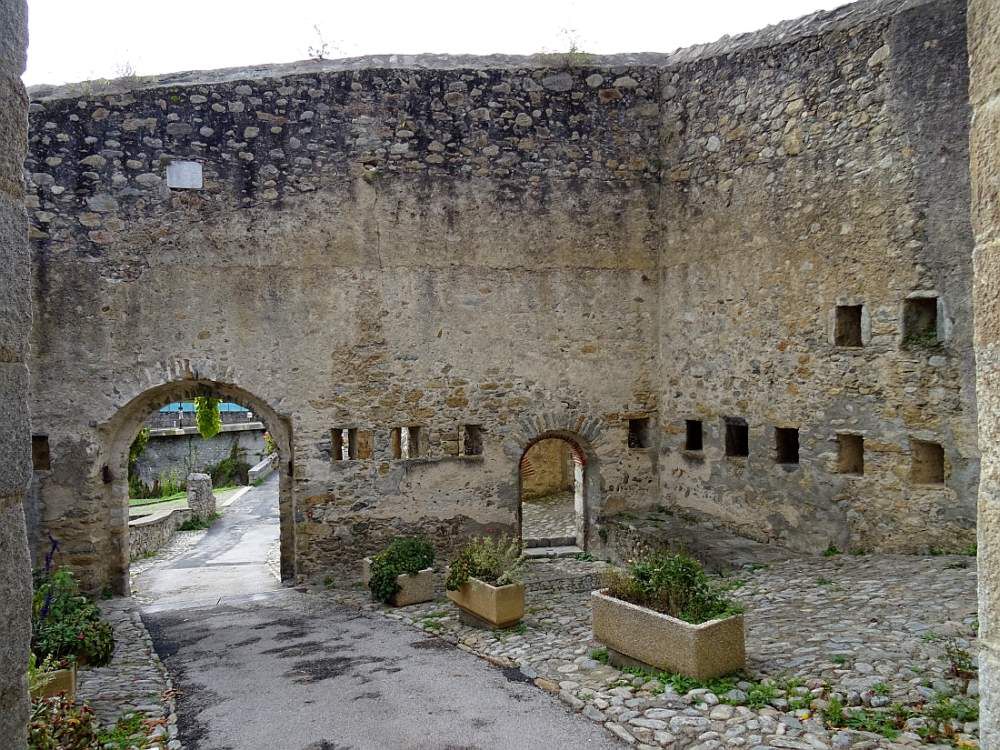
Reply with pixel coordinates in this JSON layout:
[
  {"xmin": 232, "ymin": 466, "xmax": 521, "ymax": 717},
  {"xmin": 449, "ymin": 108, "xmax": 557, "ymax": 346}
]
[
  {"xmin": 96, "ymin": 378, "xmax": 294, "ymax": 595},
  {"xmin": 518, "ymin": 433, "xmax": 589, "ymax": 550}
]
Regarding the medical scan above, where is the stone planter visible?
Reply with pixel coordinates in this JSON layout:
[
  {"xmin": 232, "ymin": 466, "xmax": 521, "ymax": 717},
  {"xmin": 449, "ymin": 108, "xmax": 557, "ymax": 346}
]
[
  {"xmin": 31, "ymin": 663, "xmax": 76, "ymax": 701},
  {"xmin": 360, "ymin": 558, "xmax": 435, "ymax": 607},
  {"xmin": 446, "ymin": 577, "xmax": 524, "ymax": 629},
  {"xmin": 591, "ymin": 589, "xmax": 745, "ymax": 680}
]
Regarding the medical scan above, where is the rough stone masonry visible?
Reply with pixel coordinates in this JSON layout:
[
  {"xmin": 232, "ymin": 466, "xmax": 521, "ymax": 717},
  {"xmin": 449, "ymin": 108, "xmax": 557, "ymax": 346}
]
[
  {"xmin": 0, "ymin": 0, "xmax": 32, "ymax": 745},
  {"xmin": 22, "ymin": 0, "xmax": 979, "ymax": 595},
  {"xmin": 970, "ymin": 0, "xmax": 1000, "ymax": 745}
]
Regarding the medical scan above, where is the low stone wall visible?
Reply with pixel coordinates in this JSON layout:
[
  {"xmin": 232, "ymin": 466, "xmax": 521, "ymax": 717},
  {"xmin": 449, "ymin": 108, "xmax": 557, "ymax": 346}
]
[
  {"xmin": 128, "ymin": 506, "xmax": 192, "ymax": 561},
  {"xmin": 248, "ymin": 453, "xmax": 277, "ymax": 483}
]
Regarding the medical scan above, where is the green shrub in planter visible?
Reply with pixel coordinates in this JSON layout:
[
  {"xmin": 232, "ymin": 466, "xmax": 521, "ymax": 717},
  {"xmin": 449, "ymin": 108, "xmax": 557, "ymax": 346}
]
[
  {"xmin": 32, "ymin": 568, "xmax": 115, "ymax": 666},
  {"xmin": 603, "ymin": 552, "xmax": 742, "ymax": 624},
  {"xmin": 445, "ymin": 535, "xmax": 524, "ymax": 591},
  {"xmin": 368, "ymin": 537, "xmax": 435, "ymax": 604}
]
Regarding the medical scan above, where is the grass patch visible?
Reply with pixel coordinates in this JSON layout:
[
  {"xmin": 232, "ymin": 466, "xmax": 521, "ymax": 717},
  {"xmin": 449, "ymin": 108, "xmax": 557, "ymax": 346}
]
[
  {"xmin": 590, "ymin": 647, "xmax": 609, "ymax": 664},
  {"xmin": 823, "ymin": 545, "xmax": 842, "ymax": 557},
  {"xmin": 97, "ymin": 713, "xmax": 150, "ymax": 749},
  {"xmin": 177, "ymin": 512, "xmax": 220, "ymax": 531}
]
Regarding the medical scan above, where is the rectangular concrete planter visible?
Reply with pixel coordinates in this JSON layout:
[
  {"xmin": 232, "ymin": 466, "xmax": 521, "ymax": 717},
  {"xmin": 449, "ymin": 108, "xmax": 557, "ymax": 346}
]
[
  {"xmin": 591, "ymin": 589, "xmax": 745, "ymax": 680},
  {"xmin": 361, "ymin": 558, "xmax": 435, "ymax": 607},
  {"xmin": 446, "ymin": 577, "xmax": 524, "ymax": 629},
  {"xmin": 31, "ymin": 663, "xmax": 76, "ymax": 701}
]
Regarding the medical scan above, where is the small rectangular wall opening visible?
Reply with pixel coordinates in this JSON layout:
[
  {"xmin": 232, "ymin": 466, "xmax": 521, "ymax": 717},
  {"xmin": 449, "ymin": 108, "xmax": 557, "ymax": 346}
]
[
  {"xmin": 685, "ymin": 420, "xmax": 703, "ymax": 451},
  {"xmin": 835, "ymin": 305, "xmax": 863, "ymax": 347},
  {"xmin": 32, "ymin": 435, "xmax": 50, "ymax": 470},
  {"xmin": 903, "ymin": 297, "xmax": 938, "ymax": 348},
  {"xmin": 394, "ymin": 426, "xmax": 422, "ymax": 459},
  {"xmin": 775, "ymin": 427, "xmax": 799, "ymax": 464},
  {"xmin": 355, "ymin": 430, "xmax": 374, "ymax": 460},
  {"xmin": 462, "ymin": 425, "xmax": 483, "ymax": 456},
  {"xmin": 911, "ymin": 439, "xmax": 945, "ymax": 484},
  {"xmin": 837, "ymin": 434, "xmax": 864, "ymax": 475},
  {"xmin": 628, "ymin": 417, "xmax": 651, "ymax": 449},
  {"xmin": 331, "ymin": 429, "xmax": 345, "ymax": 461},
  {"xmin": 724, "ymin": 417, "xmax": 749, "ymax": 458}
]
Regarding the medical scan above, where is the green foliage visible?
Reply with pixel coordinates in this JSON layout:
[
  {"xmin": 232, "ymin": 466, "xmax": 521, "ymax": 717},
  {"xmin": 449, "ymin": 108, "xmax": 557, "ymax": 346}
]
[
  {"xmin": 129, "ymin": 468, "xmax": 184, "ymax": 501},
  {"xmin": 97, "ymin": 713, "xmax": 151, "ymax": 749},
  {"xmin": 178, "ymin": 512, "xmax": 220, "ymax": 531},
  {"xmin": 832, "ymin": 654, "xmax": 848, "ymax": 666},
  {"xmin": 926, "ymin": 694, "xmax": 979, "ymax": 724},
  {"xmin": 744, "ymin": 680, "xmax": 780, "ymax": 709},
  {"xmin": 617, "ymin": 662, "xmax": 740, "ymax": 697},
  {"xmin": 206, "ymin": 441, "xmax": 250, "ymax": 487},
  {"xmin": 194, "ymin": 396, "xmax": 222, "ymax": 439},
  {"xmin": 823, "ymin": 545, "xmax": 842, "ymax": 556},
  {"xmin": 128, "ymin": 427, "xmax": 150, "ymax": 472},
  {"xmin": 263, "ymin": 431, "xmax": 278, "ymax": 456},
  {"xmin": 368, "ymin": 536, "xmax": 435, "ymax": 603},
  {"xmin": 32, "ymin": 568, "xmax": 114, "ymax": 667},
  {"xmin": 962, "ymin": 543, "xmax": 977, "ymax": 556},
  {"xmin": 445, "ymin": 535, "xmax": 524, "ymax": 590},
  {"xmin": 903, "ymin": 330, "xmax": 940, "ymax": 349},
  {"xmin": 589, "ymin": 647, "xmax": 609, "ymax": 664},
  {"xmin": 603, "ymin": 552, "xmax": 742, "ymax": 624},
  {"xmin": 872, "ymin": 682, "xmax": 891, "ymax": 696},
  {"xmin": 573, "ymin": 551, "xmax": 596, "ymax": 562},
  {"xmin": 944, "ymin": 640, "xmax": 977, "ymax": 681},
  {"xmin": 29, "ymin": 695, "xmax": 101, "ymax": 749}
]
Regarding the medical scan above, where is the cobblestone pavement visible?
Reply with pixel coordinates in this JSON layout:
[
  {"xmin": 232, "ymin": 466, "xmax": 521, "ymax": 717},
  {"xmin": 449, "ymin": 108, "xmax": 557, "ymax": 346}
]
[
  {"xmin": 523, "ymin": 490, "xmax": 576, "ymax": 541},
  {"xmin": 75, "ymin": 599, "xmax": 179, "ymax": 749},
  {"xmin": 325, "ymin": 553, "xmax": 979, "ymax": 750}
]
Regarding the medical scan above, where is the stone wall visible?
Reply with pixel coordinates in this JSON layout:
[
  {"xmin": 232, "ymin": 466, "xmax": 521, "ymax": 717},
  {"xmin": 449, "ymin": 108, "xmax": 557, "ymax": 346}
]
[
  {"xmin": 656, "ymin": 0, "xmax": 977, "ymax": 554},
  {"xmin": 25, "ymin": 51, "xmax": 661, "ymax": 592},
  {"xmin": 969, "ymin": 0, "xmax": 1000, "ymax": 744},
  {"xmin": 521, "ymin": 437, "xmax": 574, "ymax": 499},
  {"xmin": 0, "ymin": 0, "xmax": 31, "ymax": 744},
  {"xmin": 128, "ymin": 506, "xmax": 192, "ymax": 561},
  {"xmin": 133, "ymin": 424, "xmax": 266, "ymax": 488},
  {"xmin": 22, "ymin": 0, "xmax": 977, "ymax": 592}
]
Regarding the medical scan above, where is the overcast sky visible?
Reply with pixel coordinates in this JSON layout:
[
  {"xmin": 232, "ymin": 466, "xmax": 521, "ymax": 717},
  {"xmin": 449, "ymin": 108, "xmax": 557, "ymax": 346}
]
[{"xmin": 24, "ymin": 0, "xmax": 840, "ymax": 86}]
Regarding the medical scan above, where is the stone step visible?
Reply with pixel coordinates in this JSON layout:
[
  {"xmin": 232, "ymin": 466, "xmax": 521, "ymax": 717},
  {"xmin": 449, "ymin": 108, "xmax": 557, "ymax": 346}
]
[
  {"xmin": 524, "ymin": 536, "xmax": 576, "ymax": 549},
  {"xmin": 523, "ymin": 545, "xmax": 582, "ymax": 559}
]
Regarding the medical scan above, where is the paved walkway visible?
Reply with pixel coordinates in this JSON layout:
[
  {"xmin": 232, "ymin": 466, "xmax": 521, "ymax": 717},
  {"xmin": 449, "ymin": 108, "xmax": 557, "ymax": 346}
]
[
  {"xmin": 328, "ymin": 554, "xmax": 979, "ymax": 750},
  {"xmin": 137, "ymin": 477, "xmax": 620, "ymax": 749},
  {"xmin": 523, "ymin": 490, "xmax": 575, "ymax": 542}
]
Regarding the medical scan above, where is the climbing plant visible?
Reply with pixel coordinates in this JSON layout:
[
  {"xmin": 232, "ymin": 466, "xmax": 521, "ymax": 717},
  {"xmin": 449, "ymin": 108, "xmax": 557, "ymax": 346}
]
[{"xmin": 194, "ymin": 396, "xmax": 222, "ymax": 439}]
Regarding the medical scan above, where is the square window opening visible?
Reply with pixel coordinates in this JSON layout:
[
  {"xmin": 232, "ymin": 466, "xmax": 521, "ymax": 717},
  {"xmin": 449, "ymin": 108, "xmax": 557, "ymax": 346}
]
[
  {"xmin": 835, "ymin": 305, "xmax": 863, "ymax": 347},
  {"xmin": 685, "ymin": 420, "xmax": 704, "ymax": 452},
  {"xmin": 462, "ymin": 424, "xmax": 483, "ymax": 456},
  {"xmin": 32, "ymin": 435, "xmax": 51, "ymax": 471},
  {"xmin": 911, "ymin": 439, "xmax": 945, "ymax": 485},
  {"xmin": 775, "ymin": 427, "xmax": 799, "ymax": 465},
  {"xmin": 903, "ymin": 297, "xmax": 938, "ymax": 348},
  {"xmin": 628, "ymin": 417, "xmax": 651, "ymax": 449},
  {"xmin": 837, "ymin": 434, "xmax": 864, "ymax": 475},
  {"xmin": 724, "ymin": 417, "xmax": 749, "ymax": 458}
]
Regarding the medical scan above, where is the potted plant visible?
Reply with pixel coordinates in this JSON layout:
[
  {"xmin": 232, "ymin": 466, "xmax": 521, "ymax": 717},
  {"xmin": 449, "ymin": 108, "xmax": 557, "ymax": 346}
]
[
  {"xmin": 364, "ymin": 537, "xmax": 436, "ymax": 607},
  {"xmin": 591, "ymin": 552, "xmax": 745, "ymax": 680},
  {"xmin": 28, "ymin": 653, "xmax": 76, "ymax": 702},
  {"xmin": 445, "ymin": 536, "xmax": 525, "ymax": 629}
]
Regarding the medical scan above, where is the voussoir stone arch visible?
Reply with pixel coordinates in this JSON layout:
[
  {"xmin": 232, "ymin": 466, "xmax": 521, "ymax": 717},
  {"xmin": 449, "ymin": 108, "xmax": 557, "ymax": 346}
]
[
  {"xmin": 59, "ymin": 361, "xmax": 297, "ymax": 595},
  {"xmin": 506, "ymin": 409, "xmax": 605, "ymax": 550}
]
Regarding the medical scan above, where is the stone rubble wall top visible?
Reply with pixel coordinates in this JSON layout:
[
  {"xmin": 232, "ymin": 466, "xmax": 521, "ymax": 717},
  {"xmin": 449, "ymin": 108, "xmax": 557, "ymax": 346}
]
[{"xmin": 27, "ymin": 0, "xmax": 935, "ymax": 102}]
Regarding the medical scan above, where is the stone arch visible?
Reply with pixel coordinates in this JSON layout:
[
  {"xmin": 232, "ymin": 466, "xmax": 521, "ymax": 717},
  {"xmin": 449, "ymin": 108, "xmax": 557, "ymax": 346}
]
[
  {"xmin": 508, "ymin": 410, "xmax": 605, "ymax": 550},
  {"xmin": 94, "ymin": 376, "xmax": 294, "ymax": 595}
]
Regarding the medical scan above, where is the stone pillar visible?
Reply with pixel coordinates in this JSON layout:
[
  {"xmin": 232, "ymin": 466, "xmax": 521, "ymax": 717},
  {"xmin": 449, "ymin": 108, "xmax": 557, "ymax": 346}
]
[
  {"xmin": 187, "ymin": 473, "xmax": 216, "ymax": 520},
  {"xmin": 0, "ymin": 0, "xmax": 32, "ymax": 746},
  {"xmin": 970, "ymin": 1, "xmax": 1000, "ymax": 746}
]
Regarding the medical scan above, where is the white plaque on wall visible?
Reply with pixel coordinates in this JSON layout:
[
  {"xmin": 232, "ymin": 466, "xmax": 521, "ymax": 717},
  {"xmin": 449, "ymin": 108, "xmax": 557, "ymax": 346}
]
[{"xmin": 166, "ymin": 161, "xmax": 203, "ymax": 189}]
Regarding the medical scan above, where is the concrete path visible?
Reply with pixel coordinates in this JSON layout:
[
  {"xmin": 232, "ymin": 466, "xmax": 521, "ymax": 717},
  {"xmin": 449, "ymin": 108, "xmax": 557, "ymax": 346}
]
[{"xmin": 138, "ymin": 477, "xmax": 621, "ymax": 750}]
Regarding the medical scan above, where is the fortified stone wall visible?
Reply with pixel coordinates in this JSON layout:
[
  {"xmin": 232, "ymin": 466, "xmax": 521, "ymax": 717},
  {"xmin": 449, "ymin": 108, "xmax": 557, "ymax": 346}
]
[
  {"xmin": 0, "ymin": 0, "xmax": 31, "ymax": 744},
  {"xmin": 25, "ymin": 52, "xmax": 661, "ymax": 590},
  {"xmin": 23, "ymin": 0, "xmax": 977, "ymax": 591},
  {"xmin": 969, "ymin": 0, "xmax": 1000, "ymax": 743},
  {"xmin": 657, "ymin": 0, "xmax": 977, "ymax": 554}
]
